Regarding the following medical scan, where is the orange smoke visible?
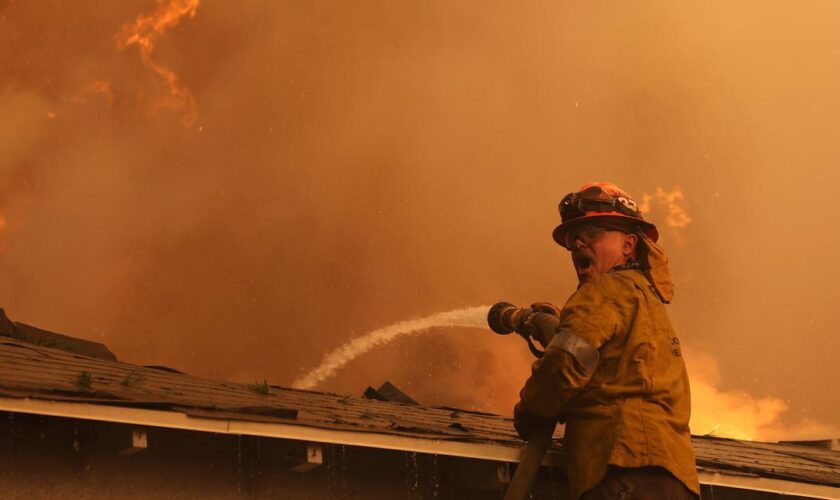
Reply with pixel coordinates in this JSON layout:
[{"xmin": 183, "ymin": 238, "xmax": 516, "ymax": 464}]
[
  {"xmin": 115, "ymin": 0, "xmax": 199, "ymax": 126},
  {"xmin": 0, "ymin": 216, "xmax": 7, "ymax": 252},
  {"xmin": 73, "ymin": 80, "xmax": 115, "ymax": 106},
  {"xmin": 3, "ymin": 1, "xmax": 839, "ymax": 445},
  {"xmin": 640, "ymin": 187, "xmax": 691, "ymax": 229}
]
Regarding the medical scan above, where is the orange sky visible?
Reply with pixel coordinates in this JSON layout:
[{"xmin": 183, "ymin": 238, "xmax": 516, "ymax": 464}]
[{"xmin": 0, "ymin": 1, "xmax": 837, "ymax": 439}]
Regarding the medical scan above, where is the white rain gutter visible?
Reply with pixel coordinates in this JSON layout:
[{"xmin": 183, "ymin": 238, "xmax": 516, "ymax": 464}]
[
  {"xmin": 0, "ymin": 397, "xmax": 837, "ymax": 499},
  {"xmin": 697, "ymin": 471, "xmax": 839, "ymax": 500}
]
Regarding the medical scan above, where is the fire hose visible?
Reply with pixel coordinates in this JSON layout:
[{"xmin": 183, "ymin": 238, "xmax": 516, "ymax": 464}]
[{"xmin": 486, "ymin": 302, "xmax": 561, "ymax": 500}]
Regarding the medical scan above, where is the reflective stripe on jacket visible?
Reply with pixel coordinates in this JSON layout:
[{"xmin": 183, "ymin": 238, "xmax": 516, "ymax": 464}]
[{"xmin": 518, "ymin": 269, "xmax": 700, "ymax": 499}]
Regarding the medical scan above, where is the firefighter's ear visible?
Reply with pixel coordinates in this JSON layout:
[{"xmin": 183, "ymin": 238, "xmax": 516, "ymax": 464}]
[{"xmin": 622, "ymin": 233, "xmax": 638, "ymax": 257}]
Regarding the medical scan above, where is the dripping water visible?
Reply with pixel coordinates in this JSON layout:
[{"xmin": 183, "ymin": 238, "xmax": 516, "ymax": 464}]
[
  {"xmin": 72, "ymin": 421, "xmax": 80, "ymax": 452},
  {"xmin": 430, "ymin": 453, "xmax": 440, "ymax": 497},
  {"xmin": 339, "ymin": 444, "xmax": 347, "ymax": 493},
  {"xmin": 404, "ymin": 451, "xmax": 423, "ymax": 498},
  {"xmin": 411, "ymin": 451, "xmax": 420, "ymax": 494},
  {"xmin": 236, "ymin": 435, "xmax": 243, "ymax": 493}
]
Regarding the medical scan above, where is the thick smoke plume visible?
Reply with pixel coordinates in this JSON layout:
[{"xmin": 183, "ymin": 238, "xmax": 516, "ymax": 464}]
[{"xmin": 1, "ymin": 1, "xmax": 837, "ymax": 441}]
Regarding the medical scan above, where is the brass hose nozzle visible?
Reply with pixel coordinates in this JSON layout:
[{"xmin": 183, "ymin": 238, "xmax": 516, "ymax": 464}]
[
  {"xmin": 487, "ymin": 302, "xmax": 530, "ymax": 335},
  {"xmin": 487, "ymin": 301, "xmax": 561, "ymax": 358}
]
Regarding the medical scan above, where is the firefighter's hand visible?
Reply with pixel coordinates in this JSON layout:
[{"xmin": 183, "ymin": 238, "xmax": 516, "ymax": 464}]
[
  {"xmin": 513, "ymin": 402, "xmax": 556, "ymax": 441},
  {"xmin": 530, "ymin": 302, "xmax": 560, "ymax": 318},
  {"xmin": 521, "ymin": 311, "xmax": 560, "ymax": 347}
]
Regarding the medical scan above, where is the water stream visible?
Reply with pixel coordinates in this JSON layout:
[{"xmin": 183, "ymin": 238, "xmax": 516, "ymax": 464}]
[{"xmin": 292, "ymin": 306, "xmax": 490, "ymax": 390}]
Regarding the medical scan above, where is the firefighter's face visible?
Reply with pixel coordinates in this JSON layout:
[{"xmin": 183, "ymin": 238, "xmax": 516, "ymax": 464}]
[{"xmin": 565, "ymin": 223, "xmax": 638, "ymax": 284}]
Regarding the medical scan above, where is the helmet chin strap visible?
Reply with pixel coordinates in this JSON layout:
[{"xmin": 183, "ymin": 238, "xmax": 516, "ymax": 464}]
[
  {"xmin": 608, "ymin": 240, "xmax": 642, "ymax": 272},
  {"xmin": 605, "ymin": 257, "xmax": 627, "ymax": 273}
]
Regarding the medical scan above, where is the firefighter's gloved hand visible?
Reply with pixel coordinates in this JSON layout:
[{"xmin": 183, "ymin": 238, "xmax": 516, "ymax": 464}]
[
  {"xmin": 513, "ymin": 402, "xmax": 556, "ymax": 441},
  {"xmin": 530, "ymin": 302, "xmax": 561, "ymax": 318},
  {"xmin": 521, "ymin": 310, "xmax": 561, "ymax": 347}
]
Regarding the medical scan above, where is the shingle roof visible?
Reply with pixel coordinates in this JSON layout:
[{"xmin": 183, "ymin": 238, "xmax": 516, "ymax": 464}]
[
  {"xmin": 0, "ymin": 336, "xmax": 522, "ymax": 445},
  {"xmin": 0, "ymin": 335, "xmax": 837, "ymax": 493}
]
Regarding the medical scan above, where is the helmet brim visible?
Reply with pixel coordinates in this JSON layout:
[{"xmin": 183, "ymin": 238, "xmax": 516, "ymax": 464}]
[{"xmin": 553, "ymin": 213, "xmax": 659, "ymax": 249}]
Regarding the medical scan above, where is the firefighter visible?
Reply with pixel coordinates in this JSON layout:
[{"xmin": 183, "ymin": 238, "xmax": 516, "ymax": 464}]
[{"xmin": 514, "ymin": 182, "xmax": 701, "ymax": 499}]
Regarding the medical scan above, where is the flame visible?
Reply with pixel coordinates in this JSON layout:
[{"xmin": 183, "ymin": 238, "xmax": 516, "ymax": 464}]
[
  {"xmin": 115, "ymin": 0, "xmax": 199, "ymax": 126},
  {"xmin": 688, "ymin": 351, "xmax": 840, "ymax": 441},
  {"xmin": 689, "ymin": 357, "xmax": 785, "ymax": 441},
  {"xmin": 639, "ymin": 187, "xmax": 691, "ymax": 228}
]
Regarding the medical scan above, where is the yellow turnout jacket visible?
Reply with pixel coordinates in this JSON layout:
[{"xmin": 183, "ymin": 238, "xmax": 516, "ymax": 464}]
[{"xmin": 518, "ymin": 268, "xmax": 700, "ymax": 499}]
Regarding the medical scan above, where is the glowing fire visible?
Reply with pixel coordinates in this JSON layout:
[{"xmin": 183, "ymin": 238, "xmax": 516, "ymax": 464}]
[
  {"xmin": 115, "ymin": 0, "xmax": 199, "ymax": 126},
  {"xmin": 687, "ymin": 351, "xmax": 839, "ymax": 441},
  {"xmin": 639, "ymin": 187, "xmax": 691, "ymax": 229}
]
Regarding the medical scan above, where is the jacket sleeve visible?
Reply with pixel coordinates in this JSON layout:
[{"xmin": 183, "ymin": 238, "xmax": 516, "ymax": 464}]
[{"xmin": 517, "ymin": 273, "xmax": 639, "ymax": 418}]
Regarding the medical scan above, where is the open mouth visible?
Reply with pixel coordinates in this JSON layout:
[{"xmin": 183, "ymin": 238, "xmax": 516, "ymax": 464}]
[{"xmin": 572, "ymin": 252, "xmax": 593, "ymax": 271}]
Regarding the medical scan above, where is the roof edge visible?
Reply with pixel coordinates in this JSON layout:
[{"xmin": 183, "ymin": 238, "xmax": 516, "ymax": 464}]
[
  {"xmin": 697, "ymin": 470, "xmax": 840, "ymax": 499},
  {"xmin": 0, "ymin": 395, "xmax": 561, "ymax": 466},
  {"xmin": 0, "ymin": 396, "xmax": 837, "ymax": 499}
]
